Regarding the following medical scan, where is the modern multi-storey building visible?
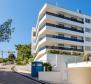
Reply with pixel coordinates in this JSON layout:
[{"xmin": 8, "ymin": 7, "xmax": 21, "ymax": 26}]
[{"xmin": 31, "ymin": 3, "xmax": 91, "ymax": 71}]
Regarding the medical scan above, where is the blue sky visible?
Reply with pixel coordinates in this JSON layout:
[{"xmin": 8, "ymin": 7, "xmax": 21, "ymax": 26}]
[{"xmin": 0, "ymin": 0, "xmax": 91, "ymax": 57}]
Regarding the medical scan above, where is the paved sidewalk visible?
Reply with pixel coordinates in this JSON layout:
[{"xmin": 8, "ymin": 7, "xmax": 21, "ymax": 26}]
[
  {"xmin": 13, "ymin": 65, "xmax": 50, "ymax": 84},
  {"xmin": 0, "ymin": 64, "xmax": 42, "ymax": 84},
  {"xmin": 14, "ymin": 64, "xmax": 31, "ymax": 73},
  {"xmin": 15, "ymin": 72, "xmax": 50, "ymax": 84},
  {"xmin": 13, "ymin": 65, "xmax": 68, "ymax": 84}
]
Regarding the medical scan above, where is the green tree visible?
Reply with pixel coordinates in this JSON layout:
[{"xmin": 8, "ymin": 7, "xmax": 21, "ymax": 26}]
[
  {"xmin": 8, "ymin": 53, "xmax": 16, "ymax": 63},
  {"xmin": 0, "ymin": 58, "xmax": 3, "ymax": 63},
  {"xmin": 15, "ymin": 44, "xmax": 32, "ymax": 65},
  {"xmin": 0, "ymin": 19, "xmax": 14, "ymax": 42},
  {"xmin": 3, "ymin": 58, "xmax": 8, "ymax": 63}
]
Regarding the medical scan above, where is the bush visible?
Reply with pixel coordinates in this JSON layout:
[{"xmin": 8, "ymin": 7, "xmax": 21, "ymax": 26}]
[
  {"xmin": 62, "ymin": 51, "xmax": 71, "ymax": 55},
  {"xmin": 48, "ymin": 50, "xmax": 83, "ymax": 56},
  {"xmin": 48, "ymin": 50, "xmax": 60, "ymax": 54},
  {"xmin": 47, "ymin": 65, "xmax": 52, "ymax": 71},
  {"xmin": 3, "ymin": 58, "xmax": 8, "ymax": 63},
  {"xmin": 16, "ymin": 57, "xmax": 31, "ymax": 65},
  {"xmin": 0, "ymin": 58, "xmax": 3, "ymax": 63},
  {"xmin": 43, "ymin": 63, "xmax": 52, "ymax": 71},
  {"xmin": 48, "ymin": 50, "xmax": 71, "ymax": 55},
  {"xmin": 72, "ymin": 51, "xmax": 82, "ymax": 56},
  {"xmin": 16, "ymin": 61, "xmax": 25, "ymax": 65}
]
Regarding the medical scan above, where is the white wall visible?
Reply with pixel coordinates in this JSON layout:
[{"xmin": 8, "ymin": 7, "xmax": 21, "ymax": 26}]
[
  {"xmin": 47, "ymin": 54, "xmax": 83, "ymax": 70},
  {"xmin": 36, "ymin": 53, "xmax": 83, "ymax": 71},
  {"xmin": 39, "ymin": 72, "xmax": 63, "ymax": 83},
  {"xmin": 47, "ymin": 54, "xmax": 68, "ymax": 80},
  {"xmin": 68, "ymin": 62, "xmax": 91, "ymax": 84},
  {"xmin": 36, "ymin": 54, "xmax": 47, "ymax": 62},
  {"xmin": 38, "ymin": 54, "xmax": 84, "ymax": 83}
]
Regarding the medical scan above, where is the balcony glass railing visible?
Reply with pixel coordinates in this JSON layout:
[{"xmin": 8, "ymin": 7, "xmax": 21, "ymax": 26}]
[
  {"xmin": 38, "ymin": 46, "xmax": 83, "ymax": 52},
  {"xmin": 37, "ymin": 34, "xmax": 84, "ymax": 52},
  {"xmin": 38, "ymin": 34, "xmax": 84, "ymax": 45},
  {"xmin": 38, "ymin": 23, "xmax": 84, "ymax": 33},
  {"xmin": 39, "ymin": 24, "xmax": 46, "ymax": 32},
  {"xmin": 46, "ymin": 34, "xmax": 84, "ymax": 42},
  {"xmin": 38, "ymin": 35, "xmax": 46, "ymax": 42},
  {"xmin": 39, "ymin": 12, "xmax": 84, "ymax": 24},
  {"xmin": 46, "ymin": 23, "xmax": 84, "ymax": 33}
]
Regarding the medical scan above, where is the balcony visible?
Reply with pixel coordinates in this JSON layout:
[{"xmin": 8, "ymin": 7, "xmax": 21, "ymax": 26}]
[
  {"xmin": 38, "ymin": 45, "xmax": 83, "ymax": 53},
  {"xmin": 47, "ymin": 12, "xmax": 84, "ymax": 23},
  {"xmin": 46, "ymin": 34, "xmax": 84, "ymax": 42},
  {"xmin": 47, "ymin": 46, "xmax": 83, "ymax": 52},
  {"xmin": 37, "ymin": 34, "xmax": 84, "ymax": 49},
  {"xmin": 38, "ymin": 23, "xmax": 84, "ymax": 34},
  {"xmin": 39, "ymin": 12, "xmax": 84, "ymax": 24},
  {"xmin": 47, "ymin": 23, "xmax": 84, "ymax": 33}
]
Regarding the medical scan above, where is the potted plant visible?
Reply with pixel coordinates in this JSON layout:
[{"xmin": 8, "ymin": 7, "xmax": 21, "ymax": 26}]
[{"xmin": 43, "ymin": 63, "xmax": 52, "ymax": 71}]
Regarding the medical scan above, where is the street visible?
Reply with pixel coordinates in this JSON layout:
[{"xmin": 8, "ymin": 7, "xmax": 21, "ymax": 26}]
[{"xmin": 0, "ymin": 64, "xmax": 41, "ymax": 84}]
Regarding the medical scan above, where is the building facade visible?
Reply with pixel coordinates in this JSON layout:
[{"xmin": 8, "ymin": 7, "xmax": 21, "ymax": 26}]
[{"xmin": 31, "ymin": 3, "xmax": 91, "ymax": 71}]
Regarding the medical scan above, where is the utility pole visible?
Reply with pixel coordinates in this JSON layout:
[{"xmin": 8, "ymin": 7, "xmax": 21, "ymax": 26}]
[{"xmin": 1, "ymin": 51, "xmax": 3, "ymax": 63}]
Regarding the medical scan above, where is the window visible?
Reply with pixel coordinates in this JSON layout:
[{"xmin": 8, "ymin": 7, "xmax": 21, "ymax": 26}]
[
  {"xmin": 77, "ymin": 27, "xmax": 83, "ymax": 31},
  {"xmin": 78, "ymin": 18, "xmax": 83, "ymax": 22},
  {"xmin": 58, "ymin": 24, "xmax": 64, "ymax": 27},
  {"xmin": 77, "ymin": 46, "xmax": 83, "ymax": 50},
  {"xmin": 71, "ymin": 26, "xmax": 77, "ymax": 30},
  {"xmin": 78, "ymin": 36, "xmax": 83, "ymax": 40},
  {"xmin": 58, "ymin": 44, "xmax": 64, "ymax": 47},
  {"xmin": 71, "ymin": 17, "xmax": 77, "ymax": 21},
  {"xmin": 33, "ymin": 32, "xmax": 36, "ymax": 36},
  {"xmin": 85, "ymin": 46, "xmax": 91, "ymax": 51},
  {"xmin": 58, "ymin": 34, "xmax": 64, "ymax": 37},
  {"xmin": 85, "ymin": 37, "xmax": 91, "ymax": 42},
  {"xmin": 85, "ymin": 18, "xmax": 91, "ymax": 23},
  {"xmin": 71, "ymin": 36, "xmax": 77, "ymax": 40},
  {"xmin": 85, "ymin": 28, "xmax": 91, "ymax": 33},
  {"xmin": 58, "ymin": 13, "xmax": 64, "ymax": 17},
  {"xmin": 71, "ymin": 46, "xmax": 77, "ymax": 50}
]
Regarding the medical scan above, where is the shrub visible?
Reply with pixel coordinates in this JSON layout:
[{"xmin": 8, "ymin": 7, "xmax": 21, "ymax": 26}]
[
  {"xmin": 43, "ymin": 63, "xmax": 52, "ymax": 71},
  {"xmin": 0, "ymin": 58, "xmax": 3, "ymax": 63},
  {"xmin": 48, "ymin": 50, "xmax": 60, "ymax": 54},
  {"xmin": 62, "ymin": 51, "xmax": 71, "ymax": 55},
  {"xmin": 48, "ymin": 50, "xmax": 83, "ymax": 56},
  {"xmin": 72, "ymin": 51, "xmax": 82, "ymax": 56},
  {"xmin": 16, "ymin": 61, "xmax": 24, "ymax": 65}
]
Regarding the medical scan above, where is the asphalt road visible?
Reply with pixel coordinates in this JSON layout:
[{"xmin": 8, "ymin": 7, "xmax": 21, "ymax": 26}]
[{"xmin": 0, "ymin": 65, "xmax": 41, "ymax": 84}]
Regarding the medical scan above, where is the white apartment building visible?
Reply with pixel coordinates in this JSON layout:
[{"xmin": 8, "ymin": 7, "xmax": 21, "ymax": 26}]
[{"xmin": 31, "ymin": 3, "xmax": 91, "ymax": 71}]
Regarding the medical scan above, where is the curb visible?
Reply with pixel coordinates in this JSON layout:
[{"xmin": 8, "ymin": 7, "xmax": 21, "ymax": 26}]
[{"xmin": 11, "ymin": 66, "xmax": 50, "ymax": 84}]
